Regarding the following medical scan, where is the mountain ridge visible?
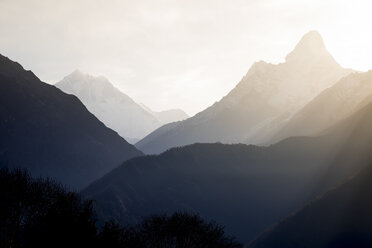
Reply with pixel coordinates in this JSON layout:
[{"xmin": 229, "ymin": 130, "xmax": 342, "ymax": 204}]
[
  {"xmin": 248, "ymin": 151, "xmax": 372, "ymax": 247},
  {"xmin": 139, "ymin": 103, "xmax": 189, "ymax": 124},
  {"xmin": 56, "ymin": 71, "xmax": 189, "ymax": 142},
  {"xmin": 269, "ymin": 70, "xmax": 372, "ymax": 144},
  {"xmin": 136, "ymin": 31, "xmax": 352, "ymax": 154},
  {"xmin": 0, "ymin": 54, "xmax": 143, "ymax": 188}
]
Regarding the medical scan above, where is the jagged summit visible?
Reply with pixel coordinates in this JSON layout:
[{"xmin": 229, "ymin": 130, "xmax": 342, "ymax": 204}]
[
  {"xmin": 285, "ymin": 30, "xmax": 336, "ymax": 65},
  {"xmin": 296, "ymin": 30, "xmax": 324, "ymax": 48},
  {"xmin": 136, "ymin": 31, "xmax": 352, "ymax": 154}
]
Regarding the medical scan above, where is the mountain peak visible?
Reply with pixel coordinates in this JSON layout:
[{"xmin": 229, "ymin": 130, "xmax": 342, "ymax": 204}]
[
  {"xmin": 70, "ymin": 69, "xmax": 84, "ymax": 76},
  {"xmin": 60, "ymin": 70, "xmax": 111, "ymax": 86},
  {"xmin": 299, "ymin": 30, "xmax": 324, "ymax": 45},
  {"xmin": 59, "ymin": 69, "xmax": 86, "ymax": 82},
  {"xmin": 285, "ymin": 30, "xmax": 333, "ymax": 63}
]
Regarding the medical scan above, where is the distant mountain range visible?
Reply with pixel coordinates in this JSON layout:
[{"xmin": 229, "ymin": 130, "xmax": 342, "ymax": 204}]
[
  {"xmin": 136, "ymin": 31, "xmax": 352, "ymax": 154},
  {"xmin": 0, "ymin": 54, "xmax": 142, "ymax": 189},
  {"xmin": 56, "ymin": 71, "xmax": 188, "ymax": 143}
]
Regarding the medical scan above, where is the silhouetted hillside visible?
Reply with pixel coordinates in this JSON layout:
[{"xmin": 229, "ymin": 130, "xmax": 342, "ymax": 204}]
[
  {"xmin": 0, "ymin": 54, "xmax": 142, "ymax": 188},
  {"xmin": 248, "ymin": 162, "xmax": 372, "ymax": 248},
  {"xmin": 82, "ymin": 141, "xmax": 335, "ymax": 242},
  {"xmin": 0, "ymin": 168, "xmax": 241, "ymax": 248},
  {"xmin": 0, "ymin": 168, "xmax": 98, "ymax": 247}
]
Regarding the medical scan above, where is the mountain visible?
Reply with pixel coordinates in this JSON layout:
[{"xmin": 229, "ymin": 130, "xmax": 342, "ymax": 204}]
[
  {"xmin": 0, "ymin": 54, "xmax": 142, "ymax": 189},
  {"xmin": 55, "ymin": 71, "xmax": 162, "ymax": 142},
  {"xmin": 248, "ymin": 160, "xmax": 372, "ymax": 248},
  {"xmin": 140, "ymin": 103, "xmax": 189, "ymax": 124},
  {"xmin": 136, "ymin": 31, "xmax": 352, "ymax": 154},
  {"xmin": 84, "ymin": 141, "xmax": 335, "ymax": 242},
  {"xmin": 83, "ymin": 95, "xmax": 372, "ymax": 242},
  {"xmin": 247, "ymin": 98, "xmax": 372, "ymax": 247},
  {"xmin": 269, "ymin": 70, "xmax": 372, "ymax": 144}
]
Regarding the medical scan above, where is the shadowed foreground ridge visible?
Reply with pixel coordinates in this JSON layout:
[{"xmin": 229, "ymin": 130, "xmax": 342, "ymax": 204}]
[
  {"xmin": 248, "ymin": 161, "xmax": 372, "ymax": 248},
  {"xmin": 0, "ymin": 168, "xmax": 97, "ymax": 247},
  {"xmin": 0, "ymin": 168, "xmax": 241, "ymax": 248}
]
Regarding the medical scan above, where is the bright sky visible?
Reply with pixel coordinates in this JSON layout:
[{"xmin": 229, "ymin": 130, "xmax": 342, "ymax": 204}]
[{"xmin": 1, "ymin": 0, "xmax": 372, "ymax": 115}]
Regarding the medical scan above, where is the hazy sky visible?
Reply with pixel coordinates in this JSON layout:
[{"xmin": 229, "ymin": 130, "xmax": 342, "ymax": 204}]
[{"xmin": 1, "ymin": 0, "xmax": 372, "ymax": 115}]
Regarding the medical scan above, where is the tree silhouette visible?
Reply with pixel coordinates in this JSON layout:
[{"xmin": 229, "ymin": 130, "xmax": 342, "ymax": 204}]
[
  {"xmin": 0, "ymin": 168, "xmax": 97, "ymax": 248},
  {"xmin": 99, "ymin": 212, "xmax": 242, "ymax": 248},
  {"xmin": 0, "ymin": 168, "xmax": 242, "ymax": 247}
]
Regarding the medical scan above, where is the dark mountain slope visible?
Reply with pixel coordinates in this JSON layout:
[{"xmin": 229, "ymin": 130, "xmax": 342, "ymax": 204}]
[
  {"xmin": 84, "ymin": 141, "xmax": 334, "ymax": 242},
  {"xmin": 248, "ymin": 162, "xmax": 372, "ymax": 248},
  {"xmin": 84, "ymin": 98, "xmax": 372, "ymax": 243},
  {"xmin": 248, "ymin": 101, "xmax": 372, "ymax": 247},
  {"xmin": 0, "ymin": 54, "xmax": 142, "ymax": 188}
]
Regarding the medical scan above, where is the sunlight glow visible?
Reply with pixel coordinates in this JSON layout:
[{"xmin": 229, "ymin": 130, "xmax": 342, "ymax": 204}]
[{"xmin": 0, "ymin": 0, "xmax": 372, "ymax": 115}]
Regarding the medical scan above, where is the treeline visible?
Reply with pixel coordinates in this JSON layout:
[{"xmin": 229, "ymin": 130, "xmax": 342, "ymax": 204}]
[{"xmin": 0, "ymin": 168, "xmax": 242, "ymax": 248}]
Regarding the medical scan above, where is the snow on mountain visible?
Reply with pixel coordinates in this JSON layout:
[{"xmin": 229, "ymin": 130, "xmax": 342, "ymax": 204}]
[
  {"xmin": 55, "ymin": 71, "xmax": 162, "ymax": 142},
  {"xmin": 0, "ymin": 54, "xmax": 142, "ymax": 189}
]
